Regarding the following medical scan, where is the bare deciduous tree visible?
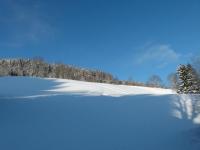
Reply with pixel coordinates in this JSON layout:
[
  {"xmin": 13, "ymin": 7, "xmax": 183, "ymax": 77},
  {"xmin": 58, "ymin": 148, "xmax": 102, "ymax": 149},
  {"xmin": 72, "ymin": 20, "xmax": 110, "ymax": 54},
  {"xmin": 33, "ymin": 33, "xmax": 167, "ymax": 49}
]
[
  {"xmin": 146, "ymin": 75, "xmax": 163, "ymax": 88},
  {"xmin": 167, "ymin": 73, "xmax": 178, "ymax": 89}
]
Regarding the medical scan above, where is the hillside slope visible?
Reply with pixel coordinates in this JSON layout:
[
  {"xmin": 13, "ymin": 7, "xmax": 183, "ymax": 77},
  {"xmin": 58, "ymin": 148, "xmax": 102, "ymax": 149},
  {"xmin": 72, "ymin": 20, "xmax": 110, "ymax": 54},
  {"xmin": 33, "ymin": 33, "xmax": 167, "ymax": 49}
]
[
  {"xmin": 0, "ymin": 77, "xmax": 173, "ymax": 98},
  {"xmin": 0, "ymin": 77, "xmax": 199, "ymax": 150}
]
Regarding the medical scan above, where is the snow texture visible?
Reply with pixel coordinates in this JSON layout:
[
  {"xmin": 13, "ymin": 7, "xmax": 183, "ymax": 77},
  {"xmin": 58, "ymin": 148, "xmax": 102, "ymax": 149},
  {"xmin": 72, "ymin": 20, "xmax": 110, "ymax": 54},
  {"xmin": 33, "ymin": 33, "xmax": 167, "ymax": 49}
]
[
  {"xmin": 0, "ymin": 77, "xmax": 200, "ymax": 150},
  {"xmin": 0, "ymin": 77, "xmax": 173, "ymax": 98}
]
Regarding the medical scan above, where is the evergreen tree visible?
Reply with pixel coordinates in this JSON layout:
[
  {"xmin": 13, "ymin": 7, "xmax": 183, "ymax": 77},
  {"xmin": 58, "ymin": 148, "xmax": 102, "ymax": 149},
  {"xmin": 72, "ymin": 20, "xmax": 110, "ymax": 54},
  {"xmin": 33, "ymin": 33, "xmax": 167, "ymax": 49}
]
[
  {"xmin": 177, "ymin": 64, "xmax": 200, "ymax": 94},
  {"xmin": 177, "ymin": 64, "xmax": 187, "ymax": 93},
  {"xmin": 187, "ymin": 64, "xmax": 200, "ymax": 93}
]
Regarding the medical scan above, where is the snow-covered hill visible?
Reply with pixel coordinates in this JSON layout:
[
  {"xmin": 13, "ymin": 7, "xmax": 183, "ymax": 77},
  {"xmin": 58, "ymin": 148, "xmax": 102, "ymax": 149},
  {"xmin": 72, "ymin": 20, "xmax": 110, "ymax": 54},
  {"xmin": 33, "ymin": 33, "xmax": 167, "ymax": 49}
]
[
  {"xmin": 0, "ymin": 77, "xmax": 200, "ymax": 150},
  {"xmin": 48, "ymin": 78, "xmax": 174, "ymax": 96},
  {"xmin": 0, "ymin": 77, "xmax": 173, "ymax": 98}
]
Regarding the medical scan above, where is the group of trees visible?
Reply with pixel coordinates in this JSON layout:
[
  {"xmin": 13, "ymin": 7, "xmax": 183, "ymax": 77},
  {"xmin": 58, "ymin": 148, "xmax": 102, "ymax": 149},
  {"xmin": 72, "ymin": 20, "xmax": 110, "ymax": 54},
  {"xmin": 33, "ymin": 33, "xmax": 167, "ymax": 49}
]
[
  {"xmin": 0, "ymin": 58, "xmax": 145, "ymax": 86},
  {"xmin": 145, "ymin": 62, "xmax": 200, "ymax": 92},
  {"xmin": 166, "ymin": 55, "xmax": 200, "ymax": 94},
  {"xmin": 3, "ymin": 58, "xmax": 199, "ymax": 92},
  {"xmin": 0, "ymin": 58, "xmax": 114, "ymax": 83},
  {"xmin": 170, "ymin": 56, "xmax": 200, "ymax": 94}
]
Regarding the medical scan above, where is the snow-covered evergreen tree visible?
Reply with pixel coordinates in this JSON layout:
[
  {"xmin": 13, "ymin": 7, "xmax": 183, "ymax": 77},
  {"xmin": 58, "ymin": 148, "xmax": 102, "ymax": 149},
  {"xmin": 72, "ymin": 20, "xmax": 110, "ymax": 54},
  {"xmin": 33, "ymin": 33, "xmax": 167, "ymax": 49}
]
[
  {"xmin": 187, "ymin": 64, "xmax": 200, "ymax": 93},
  {"xmin": 177, "ymin": 64, "xmax": 200, "ymax": 94},
  {"xmin": 177, "ymin": 64, "xmax": 188, "ymax": 93}
]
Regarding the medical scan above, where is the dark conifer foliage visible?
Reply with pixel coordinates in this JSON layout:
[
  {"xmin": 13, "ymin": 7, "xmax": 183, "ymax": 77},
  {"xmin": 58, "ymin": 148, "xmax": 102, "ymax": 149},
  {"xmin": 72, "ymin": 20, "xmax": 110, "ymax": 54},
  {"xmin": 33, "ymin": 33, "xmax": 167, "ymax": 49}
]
[{"xmin": 177, "ymin": 64, "xmax": 200, "ymax": 94}]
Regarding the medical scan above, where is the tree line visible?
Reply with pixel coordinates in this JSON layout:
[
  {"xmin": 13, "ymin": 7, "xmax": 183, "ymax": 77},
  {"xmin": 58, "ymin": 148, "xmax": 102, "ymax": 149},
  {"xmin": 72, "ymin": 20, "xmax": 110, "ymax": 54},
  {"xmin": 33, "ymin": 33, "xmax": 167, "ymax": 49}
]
[
  {"xmin": 0, "ymin": 58, "xmax": 113, "ymax": 83},
  {"xmin": 3, "ymin": 58, "xmax": 195, "ymax": 89},
  {"xmin": 0, "ymin": 58, "xmax": 145, "ymax": 86}
]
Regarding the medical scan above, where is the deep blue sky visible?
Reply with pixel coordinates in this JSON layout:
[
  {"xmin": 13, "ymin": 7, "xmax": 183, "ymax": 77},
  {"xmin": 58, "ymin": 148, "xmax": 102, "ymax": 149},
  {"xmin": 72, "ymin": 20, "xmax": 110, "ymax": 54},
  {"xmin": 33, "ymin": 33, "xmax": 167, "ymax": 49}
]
[{"xmin": 0, "ymin": 0, "xmax": 200, "ymax": 82}]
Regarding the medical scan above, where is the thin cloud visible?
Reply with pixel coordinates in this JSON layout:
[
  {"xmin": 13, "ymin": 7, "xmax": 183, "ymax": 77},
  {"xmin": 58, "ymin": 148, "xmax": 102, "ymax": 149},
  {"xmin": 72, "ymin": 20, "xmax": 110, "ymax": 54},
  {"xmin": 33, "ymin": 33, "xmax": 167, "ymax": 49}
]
[{"xmin": 135, "ymin": 44, "xmax": 180, "ymax": 68}]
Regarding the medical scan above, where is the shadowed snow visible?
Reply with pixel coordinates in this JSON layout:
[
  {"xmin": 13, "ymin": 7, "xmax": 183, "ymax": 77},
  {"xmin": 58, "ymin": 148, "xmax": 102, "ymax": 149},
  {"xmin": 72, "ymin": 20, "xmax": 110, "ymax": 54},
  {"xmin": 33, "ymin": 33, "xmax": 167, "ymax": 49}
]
[
  {"xmin": 0, "ymin": 77, "xmax": 200, "ymax": 150},
  {"xmin": 0, "ymin": 77, "xmax": 173, "ymax": 98},
  {"xmin": 171, "ymin": 94, "xmax": 200, "ymax": 124}
]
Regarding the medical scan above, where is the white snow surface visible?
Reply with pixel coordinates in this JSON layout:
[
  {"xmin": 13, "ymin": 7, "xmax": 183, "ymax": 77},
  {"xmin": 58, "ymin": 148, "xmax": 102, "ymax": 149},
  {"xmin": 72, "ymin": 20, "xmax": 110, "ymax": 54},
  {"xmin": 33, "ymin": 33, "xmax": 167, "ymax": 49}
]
[
  {"xmin": 0, "ymin": 77, "xmax": 173, "ymax": 99},
  {"xmin": 0, "ymin": 77, "xmax": 200, "ymax": 150},
  {"xmin": 46, "ymin": 78, "xmax": 174, "ymax": 97}
]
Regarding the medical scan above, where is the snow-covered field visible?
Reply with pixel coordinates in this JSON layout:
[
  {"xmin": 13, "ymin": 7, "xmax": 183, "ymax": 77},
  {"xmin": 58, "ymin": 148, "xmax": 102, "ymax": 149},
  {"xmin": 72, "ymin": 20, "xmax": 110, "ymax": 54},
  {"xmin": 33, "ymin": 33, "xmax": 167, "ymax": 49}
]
[
  {"xmin": 0, "ymin": 77, "xmax": 173, "ymax": 98},
  {"xmin": 0, "ymin": 77, "xmax": 200, "ymax": 150}
]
